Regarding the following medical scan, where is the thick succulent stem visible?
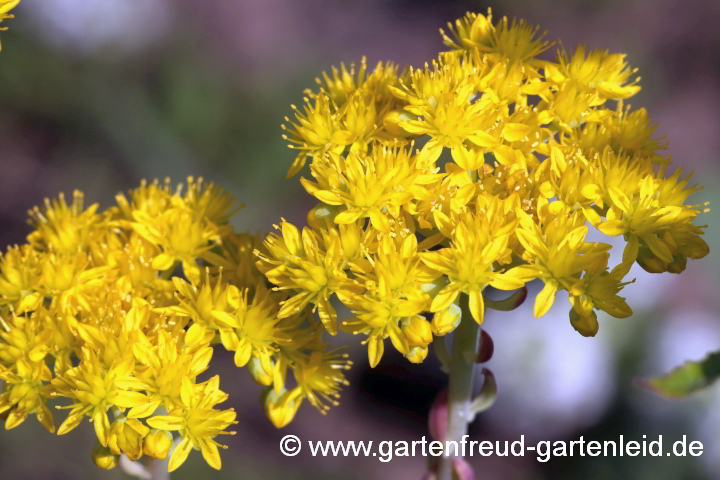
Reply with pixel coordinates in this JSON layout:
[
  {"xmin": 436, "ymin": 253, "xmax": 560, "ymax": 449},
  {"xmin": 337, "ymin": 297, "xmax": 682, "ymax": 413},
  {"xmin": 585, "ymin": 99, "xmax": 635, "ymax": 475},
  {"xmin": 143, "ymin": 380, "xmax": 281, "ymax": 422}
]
[
  {"xmin": 149, "ymin": 457, "xmax": 170, "ymax": 480},
  {"xmin": 438, "ymin": 295, "xmax": 480, "ymax": 480}
]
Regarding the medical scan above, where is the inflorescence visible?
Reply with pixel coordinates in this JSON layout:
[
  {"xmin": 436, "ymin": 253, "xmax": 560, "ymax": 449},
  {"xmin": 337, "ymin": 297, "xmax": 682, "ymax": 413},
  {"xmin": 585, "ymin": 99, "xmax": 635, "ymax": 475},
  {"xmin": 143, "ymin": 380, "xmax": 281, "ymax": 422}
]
[
  {"xmin": 0, "ymin": 178, "xmax": 350, "ymax": 471},
  {"xmin": 275, "ymin": 9, "xmax": 709, "ymax": 364},
  {"xmin": 0, "ymin": 8, "xmax": 710, "ymax": 474}
]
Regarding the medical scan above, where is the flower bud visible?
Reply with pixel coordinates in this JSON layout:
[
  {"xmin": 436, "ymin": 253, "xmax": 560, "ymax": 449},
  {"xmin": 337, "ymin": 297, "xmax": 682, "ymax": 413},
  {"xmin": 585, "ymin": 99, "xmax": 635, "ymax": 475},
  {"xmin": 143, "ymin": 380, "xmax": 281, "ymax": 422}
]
[
  {"xmin": 431, "ymin": 303, "xmax": 461, "ymax": 336},
  {"xmin": 570, "ymin": 308, "xmax": 599, "ymax": 337},
  {"xmin": 402, "ymin": 316, "xmax": 433, "ymax": 349},
  {"xmin": 92, "ymin": 442, "xmax": 118, "ymax": 470},
  {"xmin": 382, "ymin": 109, "xmax": 419, "ymax": 137},
  {"xmin": 667, "ymin": 255, "xmax": 687, "ymax": 274},
  {"xmin": 263, "ymin": 387, "xmax": 301, "ymax": 428},
  {"xmin": 421, "ymin": 276, "xmax": 449, "ymax": 299},
  {"xmin": 637, "ymin": 255, "xmax": 667, "ymax": 273},
  {"xmin": 248, "ymin": 357, "xmax": 273, "ymax": 386},
  {"xmin": 308, "ymin": 203, "xmax": 341, "ymax": 230},
  {"xmin": 107, "ymin": 418, "xmax": 149, "ymax": 461},
  {"xmin": 406, "ymin": 346, "xmax": 429, "ymax": 364},
  {"xmin": 143, "ymin": 429, "xmax": 174, "ymax": 460}
]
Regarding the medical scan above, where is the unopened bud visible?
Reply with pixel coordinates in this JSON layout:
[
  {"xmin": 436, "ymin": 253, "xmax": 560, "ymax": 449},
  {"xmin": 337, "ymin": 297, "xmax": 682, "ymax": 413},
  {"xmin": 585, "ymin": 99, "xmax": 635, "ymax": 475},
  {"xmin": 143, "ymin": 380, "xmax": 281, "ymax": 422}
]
[
  {"xmin": 421, "ymin": 276, "xmax": 449, "ymax": 299},
  {"xmin": 263, "ymin": 387, "xmax": 300, "ymax": 428},
  {"xmin": 570, "ymin": 308, "xmax": 599, "ymax": 337},
  {"xmin": 108, "ymin": 418, "xmax": 149, "ymax": 461},
  {"xmin": 407, "ymin": 346, "xmax": 429, "ymax": 364},
  {"xmin": 382, "ymin": 109, "xmax": 419, "ymax": 137},
  {"xmin": 92, "ymin": 442, "xmax": 118, "ymax": 470},
  {"xmin": 143, "ymin": 429, "xmax": 173, "ymax": 460},
  {"xmin": 308, "ymin": 203, "xmax": 341, "ymax": 230},
  {"xmin": 402, "ymin": 316, "xmax": 433, "ymax": 349},
  {"xmin": 667, "ymin": 255, "xmax": 687, "ymax": 274},
  {"xmin": 248, "ymin": 357, "xmax": 273, "ymax": 386},
  {"xmin": 637, "ymin": 255, "xmax": 667, "ymax": 273},
  {"xmin": 431, "ymin": 303, "xmax": 462, "ymax": 336}
]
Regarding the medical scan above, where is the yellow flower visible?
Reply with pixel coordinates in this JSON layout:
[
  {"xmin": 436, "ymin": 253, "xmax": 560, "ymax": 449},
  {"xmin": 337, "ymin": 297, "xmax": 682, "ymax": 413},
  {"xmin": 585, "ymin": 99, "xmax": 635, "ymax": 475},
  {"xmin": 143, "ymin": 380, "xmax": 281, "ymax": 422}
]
[
  {"xmin": 217, "ymin": 283, "xmax": 289, "ymax": 368},
  {"xmin": 0, "ymin": 357, "xmax": 55, "ymax": 432},
  {"xmin": 441, "ymin": 9, "xmax": 552, "ymax": 67},
  {"xmin": 147, "ymin": 376, "xmax": 237, "ymax": 471},
  {"xmin": 567, "ymin": 105, "xmax": 668, "ymax": 161},
  {"xmin": 313, "ymin": 57, "xmax": 400, "ymax": 108},
  {"xmin": 40, "ymin": 252, "xmax": 114, "ymax": 313},
  {"xmin": 183, "ymin": 176, "xmax": 242, "ymax": 226},
  {"xmin": 155, "ymin": 275, "xmax": 240, "ymax": 345},
  {"xmin": 52, "ymin": 348, "xmax": 148, "ymax": 446},
  {"xmin": 115, "ymin": 178, "xmax": 175, "ymax": 219},
  {"xmin": 539, "ymin": 80, "xmax": 605, "ymax": 130},
  {"xmin": 390, "ymin": 60, "xmax": 503, "ymax": 164},
  {"xmin": 282, "ymin": 94, "xmax": 356, "ymax": 178},
  {"xmin": 421, "ymin": 195, "xmax": 525, "ymax": 324},
  {"xmin": 430, "ymin": 301, "xmax": 462, "ymax": 336},
  {"xmin": 545, "ymin": 46, "xmax": 641, "ymax": 100},
  {"xmin": 256, "ymin": 221, "xmax": 355, "ymax": 334},
  {"xmin": 500, "ymin": 205, "xmax": 637, "ymax": 335},
  {"xmin": 129, "ymin": 330, "xmax": 214, "ymax": 417},
  {"xmin": 0, "ymin": 178, "xmax": 335, "ymax": 471},
  {"xmin": 131, "ymin": 203, "xmax": 224, "ymax": 277},
  {"xmin": 338, "ymin": 233, "xmax": 436, "ymax": 366},
  {"xmin": 595, "ymin": 172, "xmax": 708, "ymax": 271},
  {"xmin": 300, "ymin": 144, "xmax": 431, "ymax": 232},
  {"xmin": 90, "ymin": 230, "xmax": 159, "ymax": 294},
  {"xmin": 27, "ymin": 191, "xmax": 103, "ymax": 254},
  {"xmin": 0, "ymin": 245, "xmax": 43, "ymax": 314},
  {"xmin": 287, "ymin": 347, "xmax": 351, "ymax": 413},
  {"xmin": 203, "ymin": 231, "xmax": 267, "ymax": 289}
]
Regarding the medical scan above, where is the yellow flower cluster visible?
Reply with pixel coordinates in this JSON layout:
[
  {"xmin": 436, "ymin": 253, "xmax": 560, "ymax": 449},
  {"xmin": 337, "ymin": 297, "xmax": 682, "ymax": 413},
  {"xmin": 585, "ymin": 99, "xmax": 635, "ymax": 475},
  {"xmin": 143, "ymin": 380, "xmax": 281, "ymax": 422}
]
[
  {"xmin": 274, "ymin": 9, "xmax": 709, "ymax": 366},
  {"xmin": 0, "ymin": 178, "xmax": 350, "ymax": 472}
]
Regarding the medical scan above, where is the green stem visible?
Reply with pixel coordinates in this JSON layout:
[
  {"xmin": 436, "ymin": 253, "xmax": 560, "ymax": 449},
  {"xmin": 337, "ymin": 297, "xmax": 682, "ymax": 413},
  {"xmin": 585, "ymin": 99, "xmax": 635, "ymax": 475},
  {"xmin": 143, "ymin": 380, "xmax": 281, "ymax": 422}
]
[
  {"xmin": 438, "ymin": 294, "xmax": 480, "ymax": 480},
  {"xmin": 149, "ymin": 457, "xmax": 170, "ymax": 480}
]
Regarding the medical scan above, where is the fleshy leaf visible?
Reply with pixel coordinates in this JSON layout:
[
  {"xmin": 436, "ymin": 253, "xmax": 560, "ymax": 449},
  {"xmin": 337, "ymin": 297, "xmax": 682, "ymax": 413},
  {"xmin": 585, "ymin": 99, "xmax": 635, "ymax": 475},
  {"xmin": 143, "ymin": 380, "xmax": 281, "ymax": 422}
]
[{"xmin": 639, "ymin": 351, "xmax": 720, "ymax": 398}]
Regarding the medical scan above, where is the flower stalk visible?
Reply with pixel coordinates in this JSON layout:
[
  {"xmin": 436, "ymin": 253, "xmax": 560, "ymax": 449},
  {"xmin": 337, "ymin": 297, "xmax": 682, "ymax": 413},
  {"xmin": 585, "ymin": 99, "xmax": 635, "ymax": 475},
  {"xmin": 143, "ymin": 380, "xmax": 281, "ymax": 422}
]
[
  {"xmin": 149, "ymin": 457, "xmax": 170, "ymax": 480},
  {"xmin": 439, "ymin": 295, "xmax": 481, "ymax": 480}
]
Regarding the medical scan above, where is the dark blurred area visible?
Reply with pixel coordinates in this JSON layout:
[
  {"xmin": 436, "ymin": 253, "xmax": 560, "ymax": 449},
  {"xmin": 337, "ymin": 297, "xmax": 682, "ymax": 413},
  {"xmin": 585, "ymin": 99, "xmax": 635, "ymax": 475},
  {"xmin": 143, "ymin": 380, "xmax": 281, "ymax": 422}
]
[{"xmin": 1, "ymin": 1, "xmax": 719, "ymax": 479}]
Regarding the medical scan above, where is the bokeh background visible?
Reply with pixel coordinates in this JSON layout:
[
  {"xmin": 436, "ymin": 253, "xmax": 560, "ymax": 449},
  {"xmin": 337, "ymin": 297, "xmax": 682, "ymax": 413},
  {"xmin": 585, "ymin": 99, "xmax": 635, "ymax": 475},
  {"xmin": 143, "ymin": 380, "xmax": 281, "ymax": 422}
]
[{"xmin": 1, "ymin": 1, "xmax": 719, "ymax": 479}]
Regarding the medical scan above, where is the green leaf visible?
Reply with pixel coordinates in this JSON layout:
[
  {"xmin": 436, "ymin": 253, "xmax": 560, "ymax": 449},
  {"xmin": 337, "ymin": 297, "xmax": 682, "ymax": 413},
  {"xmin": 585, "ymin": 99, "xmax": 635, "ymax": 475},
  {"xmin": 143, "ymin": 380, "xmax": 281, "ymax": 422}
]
[{"xmin": 639, "ymin": 351, "xmax": 720, "ymax": 398}]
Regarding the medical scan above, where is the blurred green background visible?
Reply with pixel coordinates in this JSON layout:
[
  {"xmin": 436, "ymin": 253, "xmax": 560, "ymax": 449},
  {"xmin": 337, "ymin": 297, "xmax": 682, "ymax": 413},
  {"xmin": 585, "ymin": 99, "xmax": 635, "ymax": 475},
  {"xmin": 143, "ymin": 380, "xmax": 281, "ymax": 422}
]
[{"xmin": 1, "ymin": 1, "xmax": 719, "ymax": 479}]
